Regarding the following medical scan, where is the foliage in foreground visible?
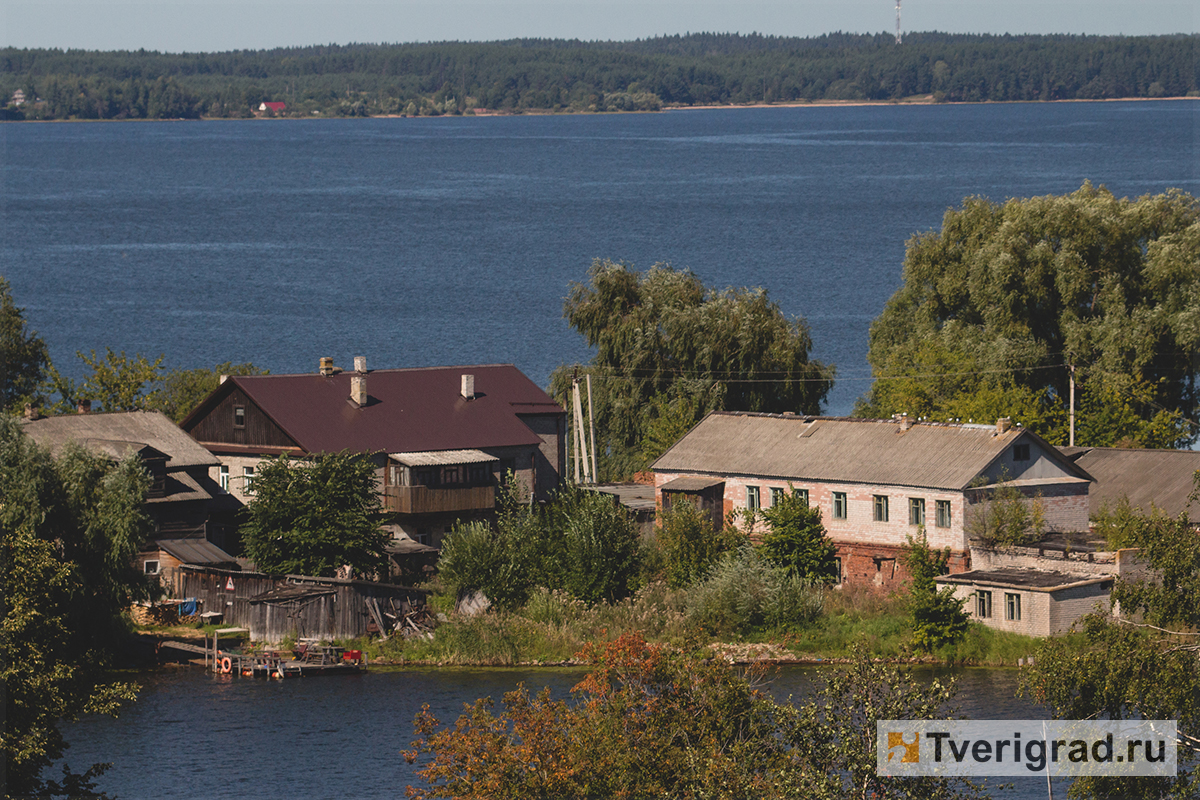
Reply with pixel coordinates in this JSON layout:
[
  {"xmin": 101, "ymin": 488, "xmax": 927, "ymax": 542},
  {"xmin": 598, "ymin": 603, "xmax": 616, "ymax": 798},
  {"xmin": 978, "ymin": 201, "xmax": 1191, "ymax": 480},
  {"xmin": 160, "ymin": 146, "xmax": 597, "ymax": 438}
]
[
  {"xmin": 1, "ymin": 417, "xmax": 151, "ymax": 797},
  {"xmin": 550, "ymin": 260, "xmax": 833, "ymax": 479},
  {"xmin": 859, "ymin": 184, "xmax": 1200, "ymax": 449},
  {"xmin": 1022, "ymin": 485, "xmax": 1200, "ymax": 799},
  {"xmin": 240, "ymin": 451, "xmax": 389, "ymax": 578},
  {"xmin": 1, "ymin": 276, "xmax": 51, "ymax": 415},
  {"xmin": 405, "ymin": 633, "xmax": 984, "ymax": 800}
]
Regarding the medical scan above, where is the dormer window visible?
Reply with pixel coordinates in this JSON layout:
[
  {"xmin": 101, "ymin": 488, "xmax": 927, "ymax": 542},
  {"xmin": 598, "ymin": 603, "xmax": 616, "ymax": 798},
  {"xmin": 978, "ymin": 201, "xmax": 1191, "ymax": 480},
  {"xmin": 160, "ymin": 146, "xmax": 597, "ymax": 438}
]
[{"xmin": 233, "ymin": 406, "xmax": 246, "ymax": 428}]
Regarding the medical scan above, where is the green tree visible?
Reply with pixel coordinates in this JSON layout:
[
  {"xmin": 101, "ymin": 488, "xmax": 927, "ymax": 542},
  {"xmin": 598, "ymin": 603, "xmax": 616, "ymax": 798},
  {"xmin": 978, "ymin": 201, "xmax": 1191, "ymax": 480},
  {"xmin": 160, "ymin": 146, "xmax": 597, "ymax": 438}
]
[
  {"xmin": 964, "ymin": 478, "xmax": 1047, "ymax": 548},
  {"xmin": 551, "ymin": 260, "xmax": 833, "ymax": 479},
  {"xmin": 553, "ymin": 486, "xmax": 642, "ymax": 605},
  {"xmin": 759, "ymin": 487, "xmax": 839, "ymax": 582},
  {"xmin": 657, "ymin": 498, "xmax": 741, "ymax": 589},
  {"xmin": 859, "ymin": 184, "xmax": 1200, "ymax": 449},
  {"xmin": 900, "ymin": 533, "xmax": 970, "ymax": 651},
  {"xmin": 147, "ymin": 361, "xmax": 267, "ymax": 423},
  {"xmin": 75, "ymin": 348, "xmax": 164, "ymax": 412},
  {"xmin": 405, "ymin": 634, "xmax": 982, "ymax": 799},
  {"xmin": 1, "ymin": 277, "xmax": 51, "ymax": 414},
  {"xmin": 1, "ymin": 417, "xmax": 151, "ymax": 798},
  {"xmin": 240, "ymin": 452, "xmax": 388, "ymax": 578}
]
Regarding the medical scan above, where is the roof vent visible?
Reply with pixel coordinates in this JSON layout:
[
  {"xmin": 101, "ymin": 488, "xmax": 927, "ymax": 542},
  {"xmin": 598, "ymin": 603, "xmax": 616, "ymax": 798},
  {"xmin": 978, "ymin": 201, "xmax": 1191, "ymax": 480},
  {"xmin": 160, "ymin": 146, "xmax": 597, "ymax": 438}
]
[
  {"xmin": 319, "ymin": 357, "xmax": 335, "ymax": 376},
  {"xmin": 894, "ymin": 412, "xmax": 913, "ymax": 432},
  {"xmin": 461, "ymin": 374, "xmax": 475, "ymax": 401},
  {"xmin": 354, "ymin": 356, "xmax": 367, "ymax": 373},
  {"xmin": 996, "ymin": 417, "xmax": 1013, "ymax": 434}
]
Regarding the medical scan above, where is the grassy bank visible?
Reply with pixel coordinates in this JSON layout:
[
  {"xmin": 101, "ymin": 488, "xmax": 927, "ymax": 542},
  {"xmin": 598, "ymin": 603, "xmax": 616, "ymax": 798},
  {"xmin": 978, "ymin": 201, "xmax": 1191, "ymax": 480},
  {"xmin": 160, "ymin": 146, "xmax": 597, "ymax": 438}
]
[{"xmin": 342, "ymin": 580, "xmax": 1039, "ymax": 668}]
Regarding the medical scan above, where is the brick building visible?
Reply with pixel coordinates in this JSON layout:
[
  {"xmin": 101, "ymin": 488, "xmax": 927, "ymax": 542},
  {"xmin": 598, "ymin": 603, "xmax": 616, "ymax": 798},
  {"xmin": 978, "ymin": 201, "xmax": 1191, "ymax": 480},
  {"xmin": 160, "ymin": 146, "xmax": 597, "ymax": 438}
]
[{"xmin": 652, "ymin": 412, "xmax": 1093, "ymax": 590}]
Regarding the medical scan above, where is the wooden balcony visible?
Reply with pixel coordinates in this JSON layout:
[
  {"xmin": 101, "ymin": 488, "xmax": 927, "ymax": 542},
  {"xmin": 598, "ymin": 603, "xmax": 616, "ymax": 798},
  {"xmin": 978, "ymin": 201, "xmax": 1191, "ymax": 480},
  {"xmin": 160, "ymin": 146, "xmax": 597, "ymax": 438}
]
[{"xmin": 381, "ymin": 484, "xmax": 495, "ymax": 516}]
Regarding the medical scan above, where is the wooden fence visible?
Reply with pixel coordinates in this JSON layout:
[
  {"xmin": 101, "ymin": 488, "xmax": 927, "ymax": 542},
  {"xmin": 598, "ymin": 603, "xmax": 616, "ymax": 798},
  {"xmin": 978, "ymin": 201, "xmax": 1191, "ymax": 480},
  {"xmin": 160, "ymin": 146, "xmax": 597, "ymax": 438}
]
[{"xmin": 179, "ymin": 565, "xmax": 428, "ymax": 643}]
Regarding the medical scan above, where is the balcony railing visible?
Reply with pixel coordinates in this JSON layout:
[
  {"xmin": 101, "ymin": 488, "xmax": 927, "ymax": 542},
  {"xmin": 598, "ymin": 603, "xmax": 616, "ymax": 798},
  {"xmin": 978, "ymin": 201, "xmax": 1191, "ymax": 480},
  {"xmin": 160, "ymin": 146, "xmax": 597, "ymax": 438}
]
[{"xmin": 381, "ymin": 484, "xmax": 495, "ymax": 516}]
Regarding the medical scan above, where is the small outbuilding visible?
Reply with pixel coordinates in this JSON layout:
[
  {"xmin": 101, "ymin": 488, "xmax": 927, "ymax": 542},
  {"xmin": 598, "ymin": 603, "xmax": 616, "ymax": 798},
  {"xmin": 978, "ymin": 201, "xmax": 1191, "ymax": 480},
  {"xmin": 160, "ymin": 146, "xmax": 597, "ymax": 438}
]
[{"xmin": 936, "ymin": 567, "xmax": 1113, "ymax": 637}]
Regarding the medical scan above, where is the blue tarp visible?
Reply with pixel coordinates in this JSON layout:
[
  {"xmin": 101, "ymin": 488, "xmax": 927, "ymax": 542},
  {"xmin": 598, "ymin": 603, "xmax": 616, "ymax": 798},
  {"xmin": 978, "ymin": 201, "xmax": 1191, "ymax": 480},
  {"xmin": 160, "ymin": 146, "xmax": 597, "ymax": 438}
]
[{"xmin": 177, "ymin": 598, "xmax": 198, "ymax": 616}]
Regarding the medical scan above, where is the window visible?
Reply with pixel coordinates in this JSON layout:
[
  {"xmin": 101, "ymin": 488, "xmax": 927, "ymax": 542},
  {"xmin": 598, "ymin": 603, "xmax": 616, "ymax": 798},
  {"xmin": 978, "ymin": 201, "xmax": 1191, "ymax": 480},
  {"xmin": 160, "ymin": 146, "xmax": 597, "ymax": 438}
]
[
  {"xmin": 1005, "ymin": 593, "xmax": 1021, "ymax": 621},
  {"xmin": 770, "ymin": 487, "xmax": 785, "ymax": 507},
  {"xmin": 243, "ymin": 466, "xmax": 255, "ymax": 495},
  {"xmin": 233, "ymin": 405, "xmax": 246, "ymax": 428},
  {"xmin": 873, "ymin": 495, "xmax": 889, "ymax": 522},
  {"xmin": 746, "ymin": 486, "xmax": 760, "ymax": 510},
  {"xmin": 935, "ymin": 500, "xmax": 951, "ymax": 528},
  {"xmin": 415, "ymin": 528, "xmax": 431, "ymax": 546},
  {"xmin": 1013, "ymin": 444, "xmax": 1030, "ymax": 462},
  {"xmin": 832, "ymin": 491, "xmax": 847, "ymax": 520},
  {"xmin": 219, "ymin": 465, "xmax": 229, "ymax": 492},
  {"xmin": 976, "ymin": 590, "xmax": 993, "ymax": 618},
  {"xmin": 442, "ymin": 465, "xmax": 461, "ymax": 484},
  {"xmin": 144, "ymin": 560, "xmax": 160, "ymax": 575},
  {"xmin": 909, "ymin": 498, "xmax": 925, "ymax": 526},
  {"xmin": 834, "ymin": 557, "xmax": 843, "ymax": 584},
  {"xmin": 468, "ymin": 463, "xmax": 490, "ymax": 485},
  {"xmin": 793, "ymin": 488, "xmax": 809, "ymax": 506}
]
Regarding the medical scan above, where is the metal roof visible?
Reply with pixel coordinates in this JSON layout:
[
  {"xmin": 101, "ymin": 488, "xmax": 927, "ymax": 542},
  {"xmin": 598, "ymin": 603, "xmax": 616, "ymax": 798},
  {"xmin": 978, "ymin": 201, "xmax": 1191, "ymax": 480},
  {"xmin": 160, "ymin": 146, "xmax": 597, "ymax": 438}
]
[
  {"xmin": 660, "ymin": 476, "xmax": 726, "ymax": 492},
  {"xmin": 653, "ymin": 412, "xmax": 1083, "ymax": 491},
  {"xmin": 20, "ymin": 411, "xmax": 219, "ymax": 470},
  {"xmin": 589, "ymin": 483, "xmax": 658, "ymax": 512},
  {"xmin": 389, "ymin": 449, "xmax": 499, "ymax": 467},
  {"xmin": 936, "ymin": 568, "xmax": 1112, "ymax": 592},
  {"xmin": 187, "ymin": 364, "xmax": 562, "ymax": 455},
  {"xmin": 155, "ymin": 538, "xmax": 238, "ymax": 565},
  {"xmin": 1064, "ymin": 447, "xmax": 1200, "ymax": 521}
]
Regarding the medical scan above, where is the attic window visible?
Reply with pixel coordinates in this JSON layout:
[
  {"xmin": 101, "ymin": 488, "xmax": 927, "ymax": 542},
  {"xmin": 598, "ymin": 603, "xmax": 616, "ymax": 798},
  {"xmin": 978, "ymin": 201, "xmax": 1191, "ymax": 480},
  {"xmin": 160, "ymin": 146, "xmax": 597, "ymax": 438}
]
[
  {"xmin": 233, "ymin": 405, "xmax": 246, "ymax": 429},
  {"xmin": 1013, "ymin": 443, "xmax": 1030, "ymax": 461}
]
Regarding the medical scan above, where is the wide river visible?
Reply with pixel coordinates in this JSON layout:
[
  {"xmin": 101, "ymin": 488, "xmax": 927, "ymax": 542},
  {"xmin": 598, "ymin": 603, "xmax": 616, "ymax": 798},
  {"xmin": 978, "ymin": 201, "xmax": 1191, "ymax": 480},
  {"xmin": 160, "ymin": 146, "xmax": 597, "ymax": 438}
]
[
  {"xmin": 3, "ymin": 100, "xmax": 1197, "ymax": 414},
  {"xmin": 61, "ymin": 662, "xmax": 1074, "ymax": 799}
]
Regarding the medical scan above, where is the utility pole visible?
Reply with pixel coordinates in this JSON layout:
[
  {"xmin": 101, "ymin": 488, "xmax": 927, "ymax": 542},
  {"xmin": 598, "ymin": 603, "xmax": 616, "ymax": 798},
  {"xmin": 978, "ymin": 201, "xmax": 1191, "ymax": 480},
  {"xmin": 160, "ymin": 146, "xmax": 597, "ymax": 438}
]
[
  {"xmin": 895, "ymin": 0, "xmax": 902, "ymax": 44},
  {"xmin": 586, "ymin": 374, "xmax": 597, "ymax": 483},
  {"xmin": 1068, "ymin": 364, "xmax": 1076, "ymax": 447}
]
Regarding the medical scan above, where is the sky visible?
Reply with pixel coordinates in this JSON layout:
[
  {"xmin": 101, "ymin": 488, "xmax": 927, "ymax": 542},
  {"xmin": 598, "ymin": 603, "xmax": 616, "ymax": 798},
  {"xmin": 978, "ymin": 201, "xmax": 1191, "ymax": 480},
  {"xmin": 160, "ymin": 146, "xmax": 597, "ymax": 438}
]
[{"xmin": 0, "ymin": 0, "xmax": 1195, "ymax": 52}]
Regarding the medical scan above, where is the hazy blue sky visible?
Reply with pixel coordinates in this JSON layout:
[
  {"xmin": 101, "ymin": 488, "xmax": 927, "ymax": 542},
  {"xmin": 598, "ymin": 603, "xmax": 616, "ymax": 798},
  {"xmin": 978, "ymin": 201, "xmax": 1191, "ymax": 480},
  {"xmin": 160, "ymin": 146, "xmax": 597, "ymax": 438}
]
[{"xmin": 1, "ymin": 0, "xmax": 1195, "ymax": 52}]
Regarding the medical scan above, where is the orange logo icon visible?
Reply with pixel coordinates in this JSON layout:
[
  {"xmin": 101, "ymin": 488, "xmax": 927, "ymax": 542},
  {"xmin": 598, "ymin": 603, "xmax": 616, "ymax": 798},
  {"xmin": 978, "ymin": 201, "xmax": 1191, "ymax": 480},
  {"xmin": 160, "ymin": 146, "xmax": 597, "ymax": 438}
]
[{"xmin": 887, "ymin": 731, "xmax": 919, "ymax": 763}]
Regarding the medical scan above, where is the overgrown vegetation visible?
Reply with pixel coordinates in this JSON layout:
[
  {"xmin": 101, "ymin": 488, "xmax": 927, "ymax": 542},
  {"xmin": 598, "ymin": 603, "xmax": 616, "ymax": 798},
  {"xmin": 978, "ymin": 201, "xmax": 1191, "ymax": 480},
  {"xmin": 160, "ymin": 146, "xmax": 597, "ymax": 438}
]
[
  {"xmin": 901, "ymin": 533, "xmax": 970, "ymax": 651},
  {"xmin": 965, "ymin": 478, "xmax": 1047, "ymax": 548},
  {"xmin": 3, "ymin": 33, "xmax": 1197, "ymax": 120}
]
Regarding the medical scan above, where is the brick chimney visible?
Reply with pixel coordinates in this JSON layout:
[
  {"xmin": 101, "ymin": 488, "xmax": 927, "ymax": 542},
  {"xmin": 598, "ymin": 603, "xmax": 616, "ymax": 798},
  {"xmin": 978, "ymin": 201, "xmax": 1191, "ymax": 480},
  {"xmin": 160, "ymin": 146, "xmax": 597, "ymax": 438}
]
[
  {"xmin": 354, "ymin": 356, "xmax": 367, "ymax": 373},
  {"xmin": 77, "ymin": 399, "xmax": 92, "ymax": 414},
  {"xmin": 319, "ymin": 357, "xmax": 335, "ymax": 376},
  {"xmin": 996, "ymin": 417, "xmax": 1013, "ymax": 434},
  {"xmin": 461, "ymin": 374, "xmax": 475, "ymax": 400},
  {"xmin": 894, "ymin": 412, "xmax": 913, "ymax": 432}
]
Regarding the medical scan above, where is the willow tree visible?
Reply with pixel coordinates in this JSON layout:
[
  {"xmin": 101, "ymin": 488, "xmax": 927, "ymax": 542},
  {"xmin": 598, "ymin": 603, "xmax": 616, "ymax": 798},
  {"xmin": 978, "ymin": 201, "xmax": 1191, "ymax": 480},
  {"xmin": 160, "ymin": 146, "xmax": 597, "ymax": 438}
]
[
  {"xmin": 551, "ymin": 260, "xmax": 834, "ymax": 479},
  {"xmin": 858, "ymin": 183, "xmax": 1200, "ymax": 448}
]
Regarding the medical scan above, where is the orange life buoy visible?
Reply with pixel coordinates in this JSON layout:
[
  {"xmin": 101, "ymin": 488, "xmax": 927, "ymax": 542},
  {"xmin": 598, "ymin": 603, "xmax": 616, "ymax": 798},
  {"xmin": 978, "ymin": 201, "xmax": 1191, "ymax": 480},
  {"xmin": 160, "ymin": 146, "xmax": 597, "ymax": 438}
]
[{"xmin": 220, "ymin": 656, "xmax": 232, "ymax": 674}]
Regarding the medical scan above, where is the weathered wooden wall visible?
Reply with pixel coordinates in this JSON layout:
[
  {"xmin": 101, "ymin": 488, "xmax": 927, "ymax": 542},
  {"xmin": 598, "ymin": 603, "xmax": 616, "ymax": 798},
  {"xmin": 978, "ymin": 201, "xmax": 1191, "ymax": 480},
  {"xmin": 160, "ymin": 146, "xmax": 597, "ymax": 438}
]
[{"xmin": 180, "ymin": 566, "xmax": 427, "ymax": 642}]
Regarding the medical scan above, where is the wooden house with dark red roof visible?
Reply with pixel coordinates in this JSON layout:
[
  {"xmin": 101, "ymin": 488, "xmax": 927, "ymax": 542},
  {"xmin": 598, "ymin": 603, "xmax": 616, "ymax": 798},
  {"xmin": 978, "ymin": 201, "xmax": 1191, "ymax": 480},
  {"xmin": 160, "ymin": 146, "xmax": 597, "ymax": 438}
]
[{"xmin": 181, "ymin": 357, "xmax": 566, "ymax": 549}]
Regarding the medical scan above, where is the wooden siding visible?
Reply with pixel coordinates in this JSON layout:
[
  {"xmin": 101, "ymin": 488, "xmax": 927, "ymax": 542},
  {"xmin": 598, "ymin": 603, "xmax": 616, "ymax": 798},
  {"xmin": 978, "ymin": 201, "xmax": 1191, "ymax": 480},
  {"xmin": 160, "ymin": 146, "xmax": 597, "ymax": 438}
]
[
  {"xmin": 382, "ymin": 484, "xmax": 495, "ymax": 515},
  {"xmin": 179, "ymin": 566, "xmax": 427, "ymax": 642},
  {"xmin": 186, "ymin": 386, "xmax": 298, "ymax": 450}
]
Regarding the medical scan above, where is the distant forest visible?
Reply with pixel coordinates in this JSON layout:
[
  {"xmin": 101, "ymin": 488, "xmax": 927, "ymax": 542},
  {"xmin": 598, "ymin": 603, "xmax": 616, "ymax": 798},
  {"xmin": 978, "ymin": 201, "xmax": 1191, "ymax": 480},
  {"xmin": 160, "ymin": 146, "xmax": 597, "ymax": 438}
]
[{"xmin": 2, "ymin": 32, "xmax": 1197, "ymax": 120}]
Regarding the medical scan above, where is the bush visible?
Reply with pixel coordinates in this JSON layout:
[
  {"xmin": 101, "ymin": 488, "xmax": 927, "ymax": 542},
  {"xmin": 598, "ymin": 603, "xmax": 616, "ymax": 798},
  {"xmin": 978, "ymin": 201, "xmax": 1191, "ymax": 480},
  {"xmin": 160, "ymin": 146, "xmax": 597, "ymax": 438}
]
[
  {"xmin": 685, "ymin": 546, "xmax": 824, "ymax": 636},
  {"xmin": 758, "ymin": 487, "xmax": 839, "ymax": 582},
  {"xmin": 657, "ymin": 500, "xmax": 740, "ymax": 588}
]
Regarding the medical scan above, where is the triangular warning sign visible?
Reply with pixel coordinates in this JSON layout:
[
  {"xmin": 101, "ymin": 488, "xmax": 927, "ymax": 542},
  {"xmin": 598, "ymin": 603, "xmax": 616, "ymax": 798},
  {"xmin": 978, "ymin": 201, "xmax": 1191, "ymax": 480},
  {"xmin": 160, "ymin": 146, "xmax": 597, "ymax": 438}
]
[{"xmin": 225, "ymin": 577, "xmax": 235, "ymax": 591}]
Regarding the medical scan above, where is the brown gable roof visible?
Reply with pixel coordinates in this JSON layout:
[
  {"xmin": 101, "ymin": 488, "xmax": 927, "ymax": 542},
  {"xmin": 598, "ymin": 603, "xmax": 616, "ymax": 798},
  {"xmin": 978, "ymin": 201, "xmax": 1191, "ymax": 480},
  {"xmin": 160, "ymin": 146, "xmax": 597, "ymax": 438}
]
[
  {"xmin": 1063, "ymin": 446, "xmax": 1200, "ymax": 521},
  {"xmin": 186, "ymin": 364, "xmax": 562, "ymax": 455},
  {"xmin": 653, "ymin": 412, "xmax": 1087, "ymax": 491},
  {"xmin": 20, "ymin": 410, "xmax": 219, "ymax": 470}
]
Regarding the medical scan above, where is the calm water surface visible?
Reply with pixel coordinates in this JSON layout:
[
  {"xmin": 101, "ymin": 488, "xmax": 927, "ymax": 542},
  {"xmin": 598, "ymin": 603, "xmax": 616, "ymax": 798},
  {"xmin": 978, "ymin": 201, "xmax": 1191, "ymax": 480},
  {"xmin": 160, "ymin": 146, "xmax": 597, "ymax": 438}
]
[
  {"xmin": 60, "ymin": 664, "xmax": 1068, "ymax": 798},
  {"xmin": 3, "ymin": 101, "xmax": 1196, "ymax": 414}
]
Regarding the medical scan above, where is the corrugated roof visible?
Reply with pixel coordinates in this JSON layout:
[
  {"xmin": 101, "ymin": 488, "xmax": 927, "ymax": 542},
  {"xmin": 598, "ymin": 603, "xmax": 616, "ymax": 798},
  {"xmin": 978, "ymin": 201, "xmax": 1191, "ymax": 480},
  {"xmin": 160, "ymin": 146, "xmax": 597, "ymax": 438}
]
[
  {"xmin": 390, "ymin": 449, "xmax": 499, "ymax": 467},
  {"xmin": 660, "ymin": 476, "xmax": 726, "ymax": 492},
  {"xmin": 937, "ymin": 568, "xmax": 1112, "ymax": 591},
  {"xmin": 200, "ymin": 364, "xmax": 561, "ymax": 455},
  {"xmin": 1067, "ymin": 447, "xmax": 1200, "ymax": 521},
  {"xmin": 156, "ymin": 538, "xmax": 237, "ymax": 565},
  {"xmin": 653, "ymin": 412, "xmax": 1077, "ymax": 491},
  {"xmin": 20, "ymin": 411, "xmax": 219, "ymax": 470}
]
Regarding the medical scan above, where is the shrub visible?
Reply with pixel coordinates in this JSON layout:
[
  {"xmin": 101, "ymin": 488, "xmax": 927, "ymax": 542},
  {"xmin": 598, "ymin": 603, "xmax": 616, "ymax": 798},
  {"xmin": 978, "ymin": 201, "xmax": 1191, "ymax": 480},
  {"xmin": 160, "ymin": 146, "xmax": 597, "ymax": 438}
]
[
  {"xmin": 657, "ymin": 499, "xmax": 741, "ymax": 588},
  {"xmin": 685, "ymin": 546, "xmax": 824, "ymax": 636},
  {"xmin": 901, "ymin": 532, "xmax": 969, "ymax": 651},
  {"xmin": 758, "ymin": 487, "xmax": 839, "ymax": 582}
]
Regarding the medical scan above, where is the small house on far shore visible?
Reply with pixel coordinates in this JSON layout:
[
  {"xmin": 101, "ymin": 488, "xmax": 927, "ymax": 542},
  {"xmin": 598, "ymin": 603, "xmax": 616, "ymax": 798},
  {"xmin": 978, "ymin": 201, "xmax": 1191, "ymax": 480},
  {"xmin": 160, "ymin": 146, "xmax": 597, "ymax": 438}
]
[{"xmin": 258, "ymin": 101, "xmax": 286, "ymax": 115}]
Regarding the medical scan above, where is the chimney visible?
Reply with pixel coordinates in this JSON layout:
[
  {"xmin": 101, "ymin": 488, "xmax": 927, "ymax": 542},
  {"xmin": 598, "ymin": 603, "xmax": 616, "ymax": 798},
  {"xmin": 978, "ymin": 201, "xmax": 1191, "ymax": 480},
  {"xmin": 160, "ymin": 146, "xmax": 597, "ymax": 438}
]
[
  {"xmin": 461, "ymin": 374, "xmax": 475, "ymax": 400},
  {"xmin": 350, "ymin": 375, "xmax": 367, "ymax": 406},
  {"xmin": 219, "ymin": 374, "xmax": 229, "ymax": 385},
  {"xmin": 77, "ymin": 399, "xmax": 92, "ymax": 414},
  {"xmin": 23, "ymin": 403, "xmax": 39, "ymax": 420},
  {"xmin": 354, "ymin": 356, "xmax": 367, "ymax": 373},
  {"xmin": 996, "ymin": 417, "xmax": 1013, "ymax": 434},
  {"xmin": 319, "ymin": 357, "xmax": 335, "ymax": 376},
  {"xmin": 894, "ymin": 412, "xmax": 913, "ymax": 432}
]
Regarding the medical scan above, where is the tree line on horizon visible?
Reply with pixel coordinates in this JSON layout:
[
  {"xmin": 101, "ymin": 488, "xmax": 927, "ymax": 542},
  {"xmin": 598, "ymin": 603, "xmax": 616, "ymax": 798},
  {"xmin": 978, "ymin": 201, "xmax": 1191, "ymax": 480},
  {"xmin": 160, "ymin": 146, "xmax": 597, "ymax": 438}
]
[{"xmin": 1, "ymin": 31, "xmax": 1197, "ymax": 120}]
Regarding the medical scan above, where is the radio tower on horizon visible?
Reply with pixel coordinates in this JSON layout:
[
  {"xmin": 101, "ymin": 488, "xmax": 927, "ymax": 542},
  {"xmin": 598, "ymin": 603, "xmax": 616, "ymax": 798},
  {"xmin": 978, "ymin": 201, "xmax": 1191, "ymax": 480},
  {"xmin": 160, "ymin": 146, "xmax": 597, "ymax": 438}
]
[{"xmin": 895, "ymin": 0, "xmax": 903, "ymax": 44}]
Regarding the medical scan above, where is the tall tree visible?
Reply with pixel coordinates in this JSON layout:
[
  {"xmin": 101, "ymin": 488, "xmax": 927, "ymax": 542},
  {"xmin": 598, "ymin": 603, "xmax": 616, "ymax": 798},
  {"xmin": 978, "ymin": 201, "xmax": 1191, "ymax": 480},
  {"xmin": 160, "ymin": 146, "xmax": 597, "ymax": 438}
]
[
  {"xmin": 1, "ymin": 277, "xmax": 51, "ymax": 415},
  {"xmin": 551, "ymin": 260, "xmax": 834, "ymax": 479},
  {"xmin": 759, "ymin": 489, "xmax": 838, "ymax": 583},
  {"xmin": 148, "ymin": 361, "xmax": 267, "ymax": 423},
  {"xmin": 240, "ymin": 452, "xmax": 388, "ymax": 578},
  {"xmin": 858, "ymin": 184, "xmax": 1200, "ymax": 448},
  {"xmin": 1, "ymin": 417, "xmax": 152, "ymax": 798}
]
